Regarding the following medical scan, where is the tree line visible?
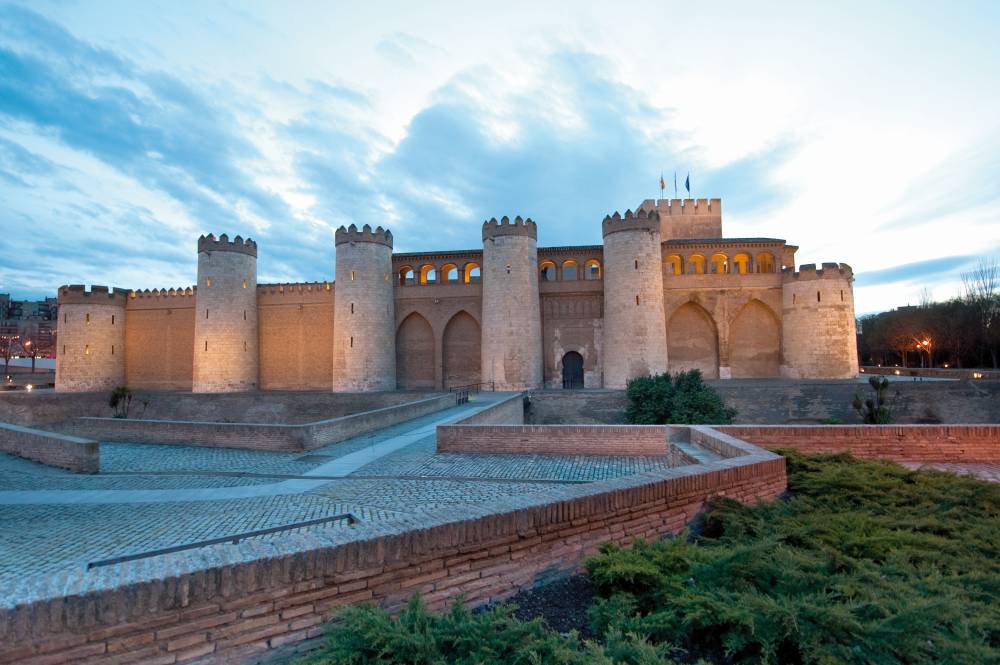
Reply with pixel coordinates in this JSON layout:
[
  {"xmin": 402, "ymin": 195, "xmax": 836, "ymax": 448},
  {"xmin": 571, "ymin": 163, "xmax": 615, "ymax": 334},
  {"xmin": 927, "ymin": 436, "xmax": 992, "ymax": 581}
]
[{"xmin": 858, "ymin": 258, "xmax": 999, "ymax": 368}]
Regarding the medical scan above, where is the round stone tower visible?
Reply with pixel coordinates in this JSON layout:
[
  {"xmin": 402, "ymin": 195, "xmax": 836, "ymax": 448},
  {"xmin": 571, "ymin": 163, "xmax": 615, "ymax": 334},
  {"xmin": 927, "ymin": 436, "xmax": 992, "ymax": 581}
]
[
  {"xmin": 192, "ymin": 234, "xmax": 259, "ymax": 392},
  {"xmin": 601, "ymin": 209, "xmax": 669, "ymax": 388},
  {"xmin": 481, "ymin": 216, "xmax": 543, "ymax": 390},
  {"xmin": 332, "ymin": 224, "xmax": 396, "ymax": 392},
  {"xmin": 55, "ymin": 285, "xmax": 128, "ymax": 392},
  {"xmin": 780, "ymin": 263, "xmax": 859, "ymax": 378}
]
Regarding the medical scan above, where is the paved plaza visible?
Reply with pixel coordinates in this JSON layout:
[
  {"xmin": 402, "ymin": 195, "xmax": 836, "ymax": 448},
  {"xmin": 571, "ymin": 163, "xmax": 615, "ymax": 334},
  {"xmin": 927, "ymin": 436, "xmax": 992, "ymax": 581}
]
[{"xmin": 0, "ymin": 395, "xmax": 675, "ymax": 590}]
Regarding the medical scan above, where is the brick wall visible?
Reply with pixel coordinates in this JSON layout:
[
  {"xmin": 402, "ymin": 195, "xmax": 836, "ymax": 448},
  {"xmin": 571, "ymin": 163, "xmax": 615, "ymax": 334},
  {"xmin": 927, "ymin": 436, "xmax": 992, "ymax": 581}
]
[
  {"xmin": 0, "ymin": 438, "xmax": 785, "ymax": 665},
  {"xmin": 65, "ymin": 394, "xmax": 457, "ymax": 452},
  {"xmin": 0, "ymin": 422, "xmax": 98, "ymax": 473},
  {"xmin": 437, "ymin": 424, "xmax": 668, "ymax": 456},
  {"xmin": 718, "ymin": 425, "xmax": 1000, "ymax": 463},
  {"xmin": 452, "ymin": 392, "xmax": 524, "ymax": 425}
]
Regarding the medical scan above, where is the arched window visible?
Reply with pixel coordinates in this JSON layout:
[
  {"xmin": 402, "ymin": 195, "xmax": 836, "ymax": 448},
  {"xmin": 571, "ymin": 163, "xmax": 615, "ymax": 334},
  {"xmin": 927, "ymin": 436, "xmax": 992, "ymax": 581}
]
[
  {"xmin": 756, "ymin": 252, "xmax": 776, "ymax": 273},
  {"xmin": 398, "ymin": 266, "xmax": 415, "ymax": 286},
  {"xmin": 561, "ymin": 259, "xmax": 579, "ymax": 281},
  {"xmin": 688, "ymin": 254, "xmax": 706, "ymax": 274},
  {"xmin": 441, "ymin": 263, "xmax": 459, "ymax": 284},
  {"xmin": 665, "ymin": 255, "xmax": 683, "ymax": 276},
  {"xmin": 732, "ymin": 253, "xmax": 751, "ymax": 275},
  {"xmin": 584, "ymin": 259, "xmax": 602, "ymax": 280},
  {"xmin": 464, "ymin": 262, "xmax": 481, "ymax": 284},
  {"xmin": 539, "ymin": 260, "xmax": 557, "ymax": 281},
  {"xmin": 419, "ymin": 264, "xmax": 436, "ymax": 285},
  {"xmin": 710, "ymin": 252, "xmax": 728, "ymax": 274}
]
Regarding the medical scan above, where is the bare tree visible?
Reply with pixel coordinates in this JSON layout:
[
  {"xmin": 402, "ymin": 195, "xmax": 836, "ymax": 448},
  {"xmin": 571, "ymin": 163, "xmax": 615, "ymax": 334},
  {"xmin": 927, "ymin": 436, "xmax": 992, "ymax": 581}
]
[{"xmin": 962, "ymin": 258, "xmax": 1000, "ymax": 368}]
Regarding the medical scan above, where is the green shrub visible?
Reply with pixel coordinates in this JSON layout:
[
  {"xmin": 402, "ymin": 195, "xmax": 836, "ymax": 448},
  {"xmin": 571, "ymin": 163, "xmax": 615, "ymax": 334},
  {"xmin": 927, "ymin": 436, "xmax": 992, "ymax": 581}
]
[
  {"xmin": 585, "ymin": 452, "xmax": 1000, "ymax": 664},
  {"xmin": 624, "ymin": 370, "xmax": 736, "ymax": 425},
  {"xmin": 852, "ymin": 376, "xmax": 895, "ymax": 424},
  {"xmin": 108, "ymin": 385, "xmax": 133, "ymax": 418}
]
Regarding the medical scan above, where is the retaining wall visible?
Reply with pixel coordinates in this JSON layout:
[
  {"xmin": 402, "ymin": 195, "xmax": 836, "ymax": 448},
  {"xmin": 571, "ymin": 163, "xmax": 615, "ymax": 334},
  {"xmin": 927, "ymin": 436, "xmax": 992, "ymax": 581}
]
[
  {"xmin": 718, "ymin": 424, "xmax": 1000, "ymax": 463},
  {"xmin": 0, "ymin": 422, "xmax": 99, "ymax": 473},
  {"xmin": 437, "ymin": 424, "xmax": 668, "ymax": 456},
  {"xmin": 64, "ymin": 394, "xmax": 456, "ymax": 452},
  {"xmin": 451, "ymin": 392, "xmax": 525, "ymax": 425},
  {"xmin": 0, "ymin": 434, "xmax": 785, "ymax": 665}
]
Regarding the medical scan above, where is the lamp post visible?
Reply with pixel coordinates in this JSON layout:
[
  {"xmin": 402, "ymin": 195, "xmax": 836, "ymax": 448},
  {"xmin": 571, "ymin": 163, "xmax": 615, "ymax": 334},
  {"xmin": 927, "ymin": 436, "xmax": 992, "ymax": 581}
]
[{"xmin": 24, "ymin": 339, "xmax": 35, "ymax": 373}]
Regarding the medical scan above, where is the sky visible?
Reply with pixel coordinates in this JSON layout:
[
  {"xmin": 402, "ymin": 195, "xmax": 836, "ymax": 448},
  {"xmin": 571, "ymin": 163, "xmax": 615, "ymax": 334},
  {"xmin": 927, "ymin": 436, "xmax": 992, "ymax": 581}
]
[{"xmin": 0, "ymin": 1, "xmax": 998, "ymax": 314}]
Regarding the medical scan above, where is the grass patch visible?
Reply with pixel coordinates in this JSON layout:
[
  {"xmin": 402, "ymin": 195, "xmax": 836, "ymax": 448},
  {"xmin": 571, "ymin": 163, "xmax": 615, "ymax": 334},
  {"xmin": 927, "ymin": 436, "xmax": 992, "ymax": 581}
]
[{"xmin": 299, "ymin": 453, "xmax": 1000, "ymax": 664}]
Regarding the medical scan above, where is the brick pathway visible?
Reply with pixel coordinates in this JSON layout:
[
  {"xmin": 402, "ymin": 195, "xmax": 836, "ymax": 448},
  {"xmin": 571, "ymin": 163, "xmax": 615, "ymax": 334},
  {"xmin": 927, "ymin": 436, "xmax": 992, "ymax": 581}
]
[{"xmin": 0, "ymin": 394, "xmax": 684, "ymax": 590}]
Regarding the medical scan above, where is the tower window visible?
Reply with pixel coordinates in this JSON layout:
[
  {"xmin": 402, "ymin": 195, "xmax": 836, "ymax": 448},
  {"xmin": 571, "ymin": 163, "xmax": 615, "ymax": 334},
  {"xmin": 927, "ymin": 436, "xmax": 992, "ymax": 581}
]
[
  {"xmin": 111, "ymin": 345, "xmax": 114, "ymax": 355},
  {"xmin": 206, "ymin": 277, "xmax": 212, "ymax": 287},
  {"xmin": 205, "ymin": 309, "xmax": 209, "ymax": 319},
  {"xmin": 635, "ymin": 295, "xmax": 640, "ymax": 305},
  {"xmin": 243, "ymin": 310, "xmax": 246, "ymax": 321},
  {"xmin": 64, "ymin": 313, "xmax": 67, "ymax": 324},
  {"xmin": 84, "ymin": 344, "xmax": 90, "ymax": 356},
  {"xmin": 111, "ymin": 315, "xmax": 115, "ymax": 325},
  {"xmin": 244, "ymin": 340, "xmax": 247, "ymax": 351},
  {"xmin": 841, "ymin": 290, "xmax": 844, "ymax": 302},
  {"xmin": 506, "ymin": 263, "xmax": 511, "ymax": 274},
  {"xmin": 817, "ymin": 291, "xmax": 821, "ymax": 302},
  {"xmin": 793, "ymin": 294, "xmax": 796, "ymax": 304},
  {"xmin": 204, "ymin": 340, "xmax": 208, "ymax": 351},
  {"xmin": 351, "ymin": 270, "xmax": 356, "ymax": 281},
  {"xmin": 634, "ymin": 259, "xmax": 639, "ymax": 270},
  {"xmin": 350, "ymin": 336, "xmax": 353, "ymax": 348},
  {"xmin": 85, "ymin": 313, "xmax": 90, "ymax": 324},
  {"xmin": 350, "ymin": 303, "xmax": 354, "ymax": 314},
  {"xmin": 242, "ymin": 279, "xmax": 248, "ymax": 289}
]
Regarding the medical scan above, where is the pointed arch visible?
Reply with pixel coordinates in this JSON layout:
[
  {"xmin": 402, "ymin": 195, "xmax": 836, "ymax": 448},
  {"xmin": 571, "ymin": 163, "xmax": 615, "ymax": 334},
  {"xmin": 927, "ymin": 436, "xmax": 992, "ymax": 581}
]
[
  {"xmin": 396, "ymin": 312, "xmax": 435, "ymax": 389},
  {"xmin": 442, "ymin": 310, "xmax": 481, "ymax": 388},
  {"xmin": 729, "ymin": 299, "xmax": 780, "ymax": 377},
  {"xmin": 667, "ymin": 302, "xmax": 719, "ymax": 378}
]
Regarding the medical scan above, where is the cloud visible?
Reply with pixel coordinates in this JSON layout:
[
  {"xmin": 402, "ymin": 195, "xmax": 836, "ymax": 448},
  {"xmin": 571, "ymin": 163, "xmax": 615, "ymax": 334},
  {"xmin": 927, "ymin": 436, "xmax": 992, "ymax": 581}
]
[
  {"xmin": 854, "ymin": 254, "xmax": 976, "ymax": 288},
  {"xmin": 375, "ymin": 32, "xmax": 445, "ymax": 66}
]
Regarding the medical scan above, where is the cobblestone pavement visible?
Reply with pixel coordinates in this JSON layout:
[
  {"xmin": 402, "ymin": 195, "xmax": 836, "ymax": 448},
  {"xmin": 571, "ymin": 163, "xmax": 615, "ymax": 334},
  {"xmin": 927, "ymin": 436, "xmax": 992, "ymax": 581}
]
[
  {"xmin": 898, "ymin": 462, "xmax": 1000, "ymax": 483},
  {"xmin": 0, "ymin": 394, "xmax": 685, "ymax": 589}
]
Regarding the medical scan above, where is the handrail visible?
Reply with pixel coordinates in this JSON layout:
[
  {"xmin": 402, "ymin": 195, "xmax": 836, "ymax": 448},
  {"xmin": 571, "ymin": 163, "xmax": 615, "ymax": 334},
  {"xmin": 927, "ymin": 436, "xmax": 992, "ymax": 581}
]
[{"xmin": 86, "ymin": 513, "xmax": 358, "ymax": 569}]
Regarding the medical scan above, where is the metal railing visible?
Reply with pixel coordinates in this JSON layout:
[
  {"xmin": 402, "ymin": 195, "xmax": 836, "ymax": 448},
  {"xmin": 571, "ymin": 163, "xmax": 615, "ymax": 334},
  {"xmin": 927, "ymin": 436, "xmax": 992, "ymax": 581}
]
[
  {"xmin": 448, "ymin": 382, "xmax": 495, "ymax": 404},
  {"xmin": 86, "ymin": 513, "xmax": 358, "ymax": 569}
]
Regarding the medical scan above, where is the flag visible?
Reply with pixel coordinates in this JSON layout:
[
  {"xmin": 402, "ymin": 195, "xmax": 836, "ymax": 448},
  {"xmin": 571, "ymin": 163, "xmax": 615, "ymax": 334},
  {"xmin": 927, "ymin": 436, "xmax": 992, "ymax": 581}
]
[
  {"xmin": 659, "ymin": 173, "xmax": 665, "ymax": 193},
  {"xmin": 685, "ymin": 173, "xmax": 691, "ymax": 196},
  {"xmin": 673, "ymin": 172, "xmax": 677, "ymax": 197}
]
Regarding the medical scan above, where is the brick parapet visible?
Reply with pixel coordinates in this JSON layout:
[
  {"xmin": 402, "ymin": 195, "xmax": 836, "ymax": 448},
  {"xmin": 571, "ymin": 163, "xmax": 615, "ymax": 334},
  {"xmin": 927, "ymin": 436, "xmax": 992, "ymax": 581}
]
[
  {"xmin": 781, "ymin": 262, "xmax": 854, "ymax": 282},
  {"xmin": 717, "ymin": 424, "xmax": 1000, "ymax": 463},
  {"xmin": 601, "ymin": 209, "xmax": 659, "ymax": 237},
  {"xmin": 481, "ymin": 216, "xmax": 537, "ymax": 241},
  {"xmin": 0, "ymin": 432, "xmax": 785, "ymax": 664},
  {"xmin": 0, "ymin": 421, "xmax": 99, "ymax": 473},
  {"xmin": 198, "ymin": 233, "xmax": 257, "ymax": 257}
]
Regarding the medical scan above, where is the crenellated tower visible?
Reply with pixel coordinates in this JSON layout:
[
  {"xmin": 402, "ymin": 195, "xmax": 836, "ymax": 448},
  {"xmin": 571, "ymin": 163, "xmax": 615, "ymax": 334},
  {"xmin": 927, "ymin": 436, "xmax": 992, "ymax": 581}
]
[
  {"xmin": 601, "ymin": 209, "xmax": 669, "ymax": 388},
  {"xmin": 192, "ymin": 234, "xmax": 259, "ymax": 392},
  {"xmin": 332, "ymin": 224, "xmax": 396, "ymax": 391},
  {"xmin": 55, "ymin": 285, "xmax": 128, "ymax": 392},
  {"xmin": 780, "ymin": 263, "xmax": 859, "ymax": 378},
  {"xmin": 639, "ymin": 198, "xmax": 722, "ymax": 240},
  {"xmin": 481, "ymin": 216, "xmax": 543, "ymax": 390}
]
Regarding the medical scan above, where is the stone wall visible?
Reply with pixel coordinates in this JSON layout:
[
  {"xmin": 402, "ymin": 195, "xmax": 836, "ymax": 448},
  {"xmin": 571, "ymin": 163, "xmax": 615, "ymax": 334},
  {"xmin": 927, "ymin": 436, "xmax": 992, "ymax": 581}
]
[
  {"xmin": 780, "ymin": 264, "xmax": 858, "ymax": 379},
  {"xmin": 258, "ymin": 283, "xmax": 334, "ymax": 391},
  {"xmin": 527, "ymin": 381, "xmax": 1000, "ymax": 425},
  {"xmin": 125, "ymin": 292, "xmax": 196, "ymax": 390},
  {"xmin": 719, "ymin": 424, "xmax": 1000, "ymax": 463},
  {"xmin": 0, "ymin": 421, "xmax": 99, "ymax": 473},
  {"xmin": 0, "ymin": 438, "xmax": 785, "ymax": 665},
  {"xmin": 65, "ymin": 394, "xmax": 456, "ymax": 452},
  {"xmin": 437, "ymin": 424, "xmax": 669, "ymax": 456},
  {"xmin": 55, "ymin": 287, "xmax": 128, "ymax": 393},
  {"xmin": 451, "ymin": 392, "xmax": 525, "ymax": 425}
]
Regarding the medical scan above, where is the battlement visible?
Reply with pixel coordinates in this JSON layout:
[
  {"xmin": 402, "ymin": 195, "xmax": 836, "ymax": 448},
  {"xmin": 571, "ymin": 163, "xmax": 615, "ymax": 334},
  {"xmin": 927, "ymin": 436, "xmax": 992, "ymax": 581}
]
[
  {"xmin": 640, "ymin": 198, "xmax": 722, "ymax": 216},
  {"xmin": 482, "ymin": 216, "xmax": 537, "ymax": 241},
  {"xmin": 335, "ymin": 224, "xmax": 393, "ymax": 248},
  {"xmin": 781, "ymin": 262, "xmax": 854, "ymax": 282},
  {"xmin": 601, "ymin": 209, "xmax": 660, "ymax": 237},
  {"xmin": 57, "ymin": 284, "xmax": 129, "ymax": 306},
  {"xmin": 198, "ymin": 233, "xmax": 258, "ymax": 257},
  {"xmin": 128, "ymin": 287, "xmax": 196, "ymax": 299}
]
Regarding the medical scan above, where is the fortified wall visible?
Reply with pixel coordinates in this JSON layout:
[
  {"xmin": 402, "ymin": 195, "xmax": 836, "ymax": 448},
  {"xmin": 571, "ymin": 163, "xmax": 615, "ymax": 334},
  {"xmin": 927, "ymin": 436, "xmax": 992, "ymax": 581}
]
[{"xmin": 56, "ymin": 197, "xmax": 858, "ymax": 392}]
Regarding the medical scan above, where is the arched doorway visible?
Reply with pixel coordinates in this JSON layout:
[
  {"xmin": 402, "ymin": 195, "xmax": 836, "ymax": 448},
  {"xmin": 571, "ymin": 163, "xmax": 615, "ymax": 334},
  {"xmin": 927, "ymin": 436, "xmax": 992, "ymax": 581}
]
[
  {"xmin": 561, "ymin": 351, "xmax": 584, "ymax": 389},
  {"xmin": 729, "ymin": 300, "xmax": 780, "ymax": 377},
  {"xmin": 442, "ymin": 311, "xmax": 481, "ymax": 388},
  {"xmin": 396, "ymin": 313, "xmax": 435, "ymax": 389},
  {"xmin": 667, "ymin": 303, "xmax": 719, "ymax": 378}
]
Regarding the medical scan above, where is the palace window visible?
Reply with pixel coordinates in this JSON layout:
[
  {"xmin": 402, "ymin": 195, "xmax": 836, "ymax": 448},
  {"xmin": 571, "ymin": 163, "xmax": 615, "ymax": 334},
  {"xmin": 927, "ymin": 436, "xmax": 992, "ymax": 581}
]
[
  {"xmin": 539, "ymin": 261, "xmax": 557, "ymax": 281},
  {"xmin": 584, "ymin": 259, "xmax": 602, "ymax": 280}
]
